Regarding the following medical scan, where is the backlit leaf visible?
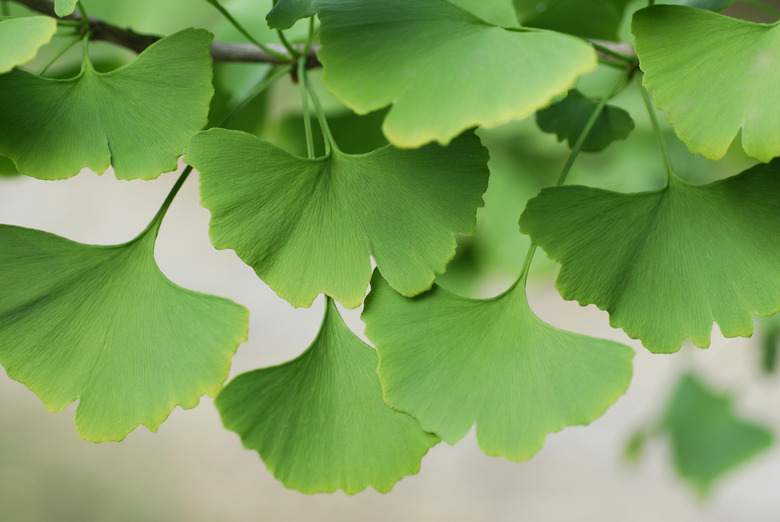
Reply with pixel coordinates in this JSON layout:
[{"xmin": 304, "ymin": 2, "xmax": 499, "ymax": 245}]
[
  {"xmin": 633, "ymin": 6, "xmax": 780, "ymax": 162},
  {"xmin": 514, "ymin": 0, "xmax": 631, "ymax": 40},
  {"xmin": 216, "ymin": 299, "xmax": 438, "ymax": 494},
  {"xmin": 0, "ymin": 29, "xmax": 213, "ymax": 180},
  {"xmin": 362, "ymin": 273, "xmax": 634, "ymax": 461},
  {"xmin": 186, "ymin": 129, "xmax": 489, "ymax": 308},
  {"xmin": 0, "ymin": 17, "xmax": 57, "ymax": 73},
  {"xmin": 54, "ymin": 0, "xmax": 78, "ymax": 17},
  {"xmin": 520, "ymin": 160, "xmax": 780, "ymax": 353},
  {"xmin": 0, "ymin": 201, "xmax": 249, "ymax": 442},
  {"xmin": 536, "ymin": 89, "xmax": 634, "ymax": 152},
  {"xmin": 317, "ymin": 0, "xmax": 596, "ymax": 148},
  {"xmin": 265, "ymin": 0, "xmax": 315, "ymax": 29}
]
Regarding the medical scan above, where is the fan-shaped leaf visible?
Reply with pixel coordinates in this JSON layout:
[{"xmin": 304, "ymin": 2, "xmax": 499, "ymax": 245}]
[
  {"xmin": 186, "ymin": 129, "xmax": 489, "ymax": 308},
  {"xmin": 0, "ymin": 17, "xmax": 57, "ymax": 73},
  {"xmin": 265, "ymin": 0, "xmax": 315, "ymax": 29},
  {"xmin": 514, "ymin": 0, "xmax": 631, "ymax": 40},
  {"xmin": 536, "ymin": 89, "xmax": 634, "ymax": 152},
  {"xmin": 317, "ymin": 0, "xmax": 597, "ymax": 148},
  {"xmin": 362, "ymin": 273, "xmax": 634, "ymax": 461},
  {"xmin": 216, "ymin": 299, "xmax": 438, "ymax": 494},
  {"xmin": 633, "ymin": 6, "xmax": 780, "ymax": 162},
  {"xmin": 520, "ymin": 161, "xmax": 780, "ymax": 353},
  {"xmin": 55, "ymin": 0, "xmax": 78, "ymax": 17},
  {"xmin": 0, "ymin": 29, "xmax": 213, "ymax": 180},
  {"xmin": 0, "ymin": 208, "xmax": 249, "ymax": 442}
]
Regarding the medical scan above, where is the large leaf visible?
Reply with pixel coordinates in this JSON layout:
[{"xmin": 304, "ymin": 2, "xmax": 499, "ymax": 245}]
[
  {"xmin": 536, "ymin": 89, "xmax": 634, "ymax": 152},
  {"xmin": 0, "ymin": 17, "xmax": 57, "ymax": 73},
  {"xmin": 514, "ymin": 0, "xmax": 631, "ymax": 40},
  {"xmin": 362, "ymin": 273, "xmax": 634, "ymax": 461},
  {"xmin": 520, "ymin": 161, "xmax": 780, "ymax": 353},
  {"xmin": 0, "ymin": 203, "xmax": 249, "ymax": 442},
  {"xmin": 186, "ymin": 129, "xmax": 489, "ymax": 308},
  {"xmin": 631, "ymin": 374, "xmax": 773, "ymax": 495},
  {"xmin": 54, "ymin": 0, "xmax": 78, "ymax": 17},
  {"xmin": 265, "ymin": 0, "xmax": 315, "ymax": 29},
  {"xmin": 0, "ymin": 29, "xmax": 213, "ymax": 180},
  {"xmin": 633, "ymin": 6, "xmax": 780, "ymax": 162},
  {"xmin": 317, "ymin": 0, "xmax": 597, "ymax": 148},
  {"xmin": 216, "ymin": 299, "xmax": 438, "ymax": 494}
]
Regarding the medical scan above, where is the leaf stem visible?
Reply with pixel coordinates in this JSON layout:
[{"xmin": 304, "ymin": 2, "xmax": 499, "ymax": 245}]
[
  {"xmin": 517, "ymin": 69, "xmax": 633, "ymax": 285},
  {"xmin": 204, "ymin": 0, "xmax": 290, "ymax": 62},
  {"xmin": 37, "ymin": 33, "xmax": 81, "ymax": 75},
  {"xmin": 299, "ymin": 57, "xmax": 316, "ymax": 159},
  {"xmin": 147, "ymin": 166, "xmax": 193, "ymax": 236},
  {"xmin": 742, "ymin": 0, "xmax": 780, "ymax": 18},
  {"xmin": 590, "ymin": 41, "xmax": 635, "ymax": 64},
  {"xmin": 76, "ymin": 1, "xmax": 88, "ymax": 29},
  {"xmin": 304, "ymin": 68, "xmax": 337, "ymax": 155},
  {"xmin": 217, "ymin": 64, "xmax": 293, "ymax": 128},
  {"xmin": 277, "ymin": 29, "xmax": 300, "ymax": 59},
  {"xmin": 639, "ymin": 82, "xmax": 674, "ymax": 184}
]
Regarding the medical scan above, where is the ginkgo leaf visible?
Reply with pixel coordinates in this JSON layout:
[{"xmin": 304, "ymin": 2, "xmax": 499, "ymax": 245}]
[
  {"xmin": 0, "ymin": 203, "xmax": 249, "ymax": 442},
  {"xmin": 674, "ymin": 0, "xmax": 734, "ymax": 10},
  {"xmin": 0, "ymin": 17, "xmax": 57, "ymax": 73},
  {"xmin": 362, "ymin": 272, "xmax": 634, "ymax": 461},
  {"xmin": 536, "ymin": 89, "xmax": 634, "ymax": 152},
  {"xmin": 633, "ymin": 6, "xmax": 780, "ymax": 162},
  {"xmin": 514, "ymin": 0, "xmax": 631, "ymax": 40},
  {"xmin": 317, "ymin": 0, "xmax": 597, "ymax": 148},
  {"xmin": 265, "ymin": 0, "xmax": 315, "ymax": 29},
  {"xmin": 632, "ymin": 373, "xmax": 773, "ymax": 495},
  {"xmin": 520, "ymin": 160, "xmax": 780, "ymax": 353},
  {"xmin": 216, "ymin": 298, "xmax": 438, "ymax": 495},
  {"xmin": 186, "ymin": 129, "xmax": 489, "ymax": 309},
  {"xmin": 55, "ymin": 0, "xmax": 78, "ymax": 17},
  {"xmin": 0, "ymin": 29, "xmax": 213, "ymax": 180}
]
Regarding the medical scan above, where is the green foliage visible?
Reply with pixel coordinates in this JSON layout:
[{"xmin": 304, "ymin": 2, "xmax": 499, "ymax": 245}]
[
  {"xmin": 0, "ymin": 0, "xmax": 777, "ymax": 498},
  {"xmin": 216, "ymin": 298, "xmax": 438, "ymax": 494}
]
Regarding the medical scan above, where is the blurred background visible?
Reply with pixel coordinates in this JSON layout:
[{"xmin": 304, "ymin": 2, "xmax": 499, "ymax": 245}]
[{"xmin": 3, "ymin": 0, "xmax": 780, "ymax": 520}]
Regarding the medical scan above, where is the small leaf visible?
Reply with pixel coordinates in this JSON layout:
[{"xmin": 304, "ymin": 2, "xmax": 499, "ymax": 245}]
[
  {"xmin": 536, "ymin": 89, "xmax": 634, "ymax": 152},
  {"xmin": 216, "ymin": 299, "xmax": 438, "ymax": 494},
  {"xmin": 265, "ymin": 0, "xmax": 316, "ymax": 29},
  {"xmin": 520, "ymin": 160, "xmax": 780, "ymax": 353},
  {"xmin": 0, "ymin": 17, "xmax": 57, "ymax": 73},
  {"xmin": 514, "ymin": 0, "xmax": 631, "ymax": 40},
  {"xmin": 663, "ymin": 374, "xmax": 772, "ymax": 495},
  {"xmin": 54, "ymin": 0, "xmax": 78, "ymax": 17},
  {"xmin": 633, "ymin": 6, "xmax": 780, "ymax": 162},
  {"xmin": 362, "ymin": 273, "xmax": 634, "ymax": 461},
  {"xmin": 0, "ymin": 215, "xmax": 249, "ymax": 442},
  {"xmin": 186, "ymin": 129, "xmax": 489, "ymax": 308},
  {"xmin": 317, "ymin": 0, "xmax": 596, "ymax": 148},
  {"xmin": 0, "ymin": 29, "xmax": 213, "ymax": 180}
]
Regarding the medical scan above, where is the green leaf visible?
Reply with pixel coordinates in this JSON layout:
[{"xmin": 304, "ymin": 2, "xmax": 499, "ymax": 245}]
[
  {"xmin": 54, "ymin": 0, "xmax": 78, "ymax": 17},
  {"xmin": 662, "ymin": 374, "xmax": 772, "ymax": 495},
  {"xmin": 216, "ymin": 299, "xmax": 438, "ymax": 494},
  {"xmin": 514, "ymin": 0, "xmax": 631, "ymax": 40},
  {"xmin": 0, "ymin": 29, "xmax": 213, "ymax": 180},
  {"xmin": 673, "ymin": 0, "xmax": 735, "ymax": 10},
  {"xmin": 0, "ymin": 214, "xmax": 249, "ymax": 442},
  {"xmin": 633, "ymin": 6, "xmax": 780, "ymax": 162},
  {"xmin": 186, "ymin": 129, "xmax": 489, "ymax": 309},
  {"xmin": 536, "ymin": 90, "xmax": 634, "ymax": 152},
  {"xmin": 362, "ymin": 273, "xmax": 634, "ymax": 461},
  {"xmin": 520, "ymin": 160, "xmax": 780, "ymax": 353},
  {"xmin": 0, "ymin": 17, "xmax": 57, "ymax": 73},
  {"xmin": 450, "ymin": 0, "xmax": 520, "ymax": 26},
  {"xmin": 317, "ymin": 0, "xmax": 596, "ymax": 148},
  {"xmin": 265, "ymin": 0, "xmax": 315, "ymax": 29}
]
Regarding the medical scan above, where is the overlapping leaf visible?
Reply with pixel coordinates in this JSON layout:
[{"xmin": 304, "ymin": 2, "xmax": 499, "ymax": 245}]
[
  {"xmin": 0, "ymin": 210, "xmax": 249, "ymax": 442},
  {"xmin": 216, "ymin": 299, "xmax": 438, "ymax": 494},
  {"xmin": 317, "ymin": 0, "xmax": 597, "ymax": 148},
  {"xmin": 265, "ymin": 0, "xmax": 315, "ymax": 29},
  {"xmin": 186, "ymin": 129, "xmax": 489, "ymax": 308},
  {"xmin": 0, "ymin": 17, "xmax": 57, "ymax": 73},
  {"xmin": 0, "ymin": 29, "xmax": 213, "ymax": 180},
  {"xmin": 54, "ymin": 0, "xmax": 78, "ymax": 17},
  {"xmin": 521, "ymin": 160, "xmax": 780, "ymax": 353},
  {"xmin": 536, "ymin": 89, "xmax": 634, "ymax": 152},
  {"xmin": 629, "ymin": 373, "xmax": 773, "ymax": 495},
  {"xmin": 514, "ymin": 0, "xmax": 631, "ymax": 40},
  {"xmin": 633, "ymin": 6, "xmax": 780, "ymax": 162},
  {"xmin": 362, "ymin": 273, "xmax": 634, "ymax": 461}
]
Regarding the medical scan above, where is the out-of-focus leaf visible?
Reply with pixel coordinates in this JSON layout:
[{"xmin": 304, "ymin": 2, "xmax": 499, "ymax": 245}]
[
  {"xmin": 0, "ymin": 17, "xmax": 57, "ymax": 73},
  {"xmin": 54, "ymin": 0, "xmax": 78, "ymax": 16},
  {"xmin": 514, "ymin": 0, "xmax": 631, "ymax": 40},
  {"xmin": 265, "ymin": 0, "xmax": 316, "ymax": 29}
]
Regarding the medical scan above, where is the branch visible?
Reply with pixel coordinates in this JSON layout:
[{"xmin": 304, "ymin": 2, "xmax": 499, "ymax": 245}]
[{"xmin": 11, "ymin": 0, "xmax": 321, "ymax": 67}]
